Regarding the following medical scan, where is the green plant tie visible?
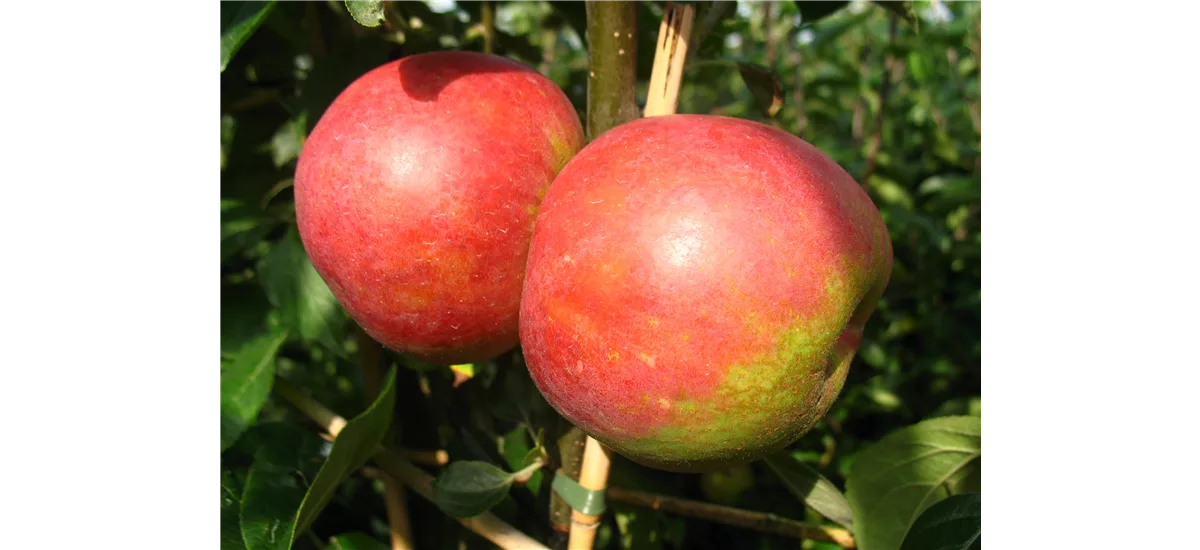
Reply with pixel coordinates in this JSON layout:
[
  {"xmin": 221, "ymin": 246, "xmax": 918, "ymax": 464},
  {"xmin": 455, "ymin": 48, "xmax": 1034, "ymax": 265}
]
[{"xmin": 551, "ymin": 469, "xmax": 607, "ymax": 515}]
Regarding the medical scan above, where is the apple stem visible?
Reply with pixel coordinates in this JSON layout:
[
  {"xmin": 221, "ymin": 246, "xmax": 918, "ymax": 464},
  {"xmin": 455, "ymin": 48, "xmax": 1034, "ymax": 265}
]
[
  {"xmin": 273, "ymin": 378, "xmax": 551, "ymax": 550},
  {"xmin": 607, "ymin": 486, "xmax": 857, "ymax": 548},
  {"xmin": 861, "ymin": 14, "xmax": 899, "ymax": 183},
  {"xmin": 356, "ymin": 327, "xmax": 414, "ymax": 550}
]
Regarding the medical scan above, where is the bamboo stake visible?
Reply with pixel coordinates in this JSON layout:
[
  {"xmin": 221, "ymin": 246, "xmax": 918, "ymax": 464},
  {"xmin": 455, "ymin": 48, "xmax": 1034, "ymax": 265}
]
[
  {"xmin": 644, "ymin": 2, "xmax": 696, "ymax": 117},
  {"xmin": 568, "ymin": 4, "xmax": 696, "ymax": 550}
]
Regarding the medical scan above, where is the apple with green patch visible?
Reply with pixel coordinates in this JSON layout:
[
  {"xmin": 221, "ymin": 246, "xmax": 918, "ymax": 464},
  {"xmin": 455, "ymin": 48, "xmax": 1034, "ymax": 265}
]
[
  {"xmin": 520, "ymin": 115, "xmax": 892, "ymax": 472},
  {"xmin": 296, "ymin": 51, "xmax": 583, "ymax": 365}
]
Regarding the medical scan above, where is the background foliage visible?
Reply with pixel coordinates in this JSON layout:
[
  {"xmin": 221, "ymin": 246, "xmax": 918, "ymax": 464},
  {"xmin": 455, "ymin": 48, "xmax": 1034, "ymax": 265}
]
[{"xmin": 220, "ymin": 1, "xmax": 981, "ymax": 549}]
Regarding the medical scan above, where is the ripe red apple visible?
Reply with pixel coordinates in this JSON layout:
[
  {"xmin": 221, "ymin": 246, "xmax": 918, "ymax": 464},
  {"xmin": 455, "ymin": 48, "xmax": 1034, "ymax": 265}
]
[
  {"xmin": 295, "ymin": 51, "xmax": 583, "ymax": 365},
  {"xmin": 519, "ymin": 115, "xmax": 892, "ymax": 472}
]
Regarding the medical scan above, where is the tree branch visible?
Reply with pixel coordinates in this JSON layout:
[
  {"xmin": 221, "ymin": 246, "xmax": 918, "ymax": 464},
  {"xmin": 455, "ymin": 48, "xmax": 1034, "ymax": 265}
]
[
  {"xmin": 584, "ymin": 1, "xmax": 640, "ymax": 138},
  {"xmin": 606, "ymin": 487, "xmax": 856, "ymax": 548}
]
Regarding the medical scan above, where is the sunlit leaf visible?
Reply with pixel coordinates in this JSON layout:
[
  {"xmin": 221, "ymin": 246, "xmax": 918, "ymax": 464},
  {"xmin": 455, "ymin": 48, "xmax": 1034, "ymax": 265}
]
[
  {"xmin": 765, "ymin": 452, "xmax": 854, "ymax": 529},
  {"xmin": 221, "ymin": 329, "xmax": 288, "ymax": 452},
  {"xmin": 346, "ymin": 1, "xmax": 385, "ymax": 28},
  {"xmin": 846, "ymin": 416, "xmax": 981, "ymax": 550},
  {"xmin": 258, "ymin": 229, "xmax": 345, "ymax": 346}
]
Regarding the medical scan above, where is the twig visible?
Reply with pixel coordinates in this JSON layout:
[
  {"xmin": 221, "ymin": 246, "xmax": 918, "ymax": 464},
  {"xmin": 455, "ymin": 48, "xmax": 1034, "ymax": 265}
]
[
  {"xmin": 606, "ymin": 487, "xmax": 856, "ymax": 548},
  {"xmin": 273, "ymin": 380, "xmax": 551, "ymax": 550},
  {"xmin": 688, "ymin": 1, "xmax": 735, "ymax": 65},
  {"xmin": 644, "ymin": 2, "xmax": 696, "ymax": 117},
  {"xmin": 357, "ymin": 328, "xmax": 413, "ymax": 550},
  {"xmin": 481, "ymin": 0, "xmax": 496, "ymax": 55},
  {"xmin": 402, "ymin": 448, "xmax": 449, "ymax": 467},
  {"xmin": 861, "ymin": 15, "xmax": 900, "ymax": 183}
]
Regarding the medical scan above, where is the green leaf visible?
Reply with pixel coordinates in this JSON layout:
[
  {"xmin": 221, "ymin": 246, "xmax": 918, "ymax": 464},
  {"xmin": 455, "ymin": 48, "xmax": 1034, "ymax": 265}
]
[
  {"xmin": 222, "ymin": 470, "xmax": 248, "ymax": 550},
  {"xmin": 736, "ymin": 62, "xmax": 784, "ymax": 117},
  {"xmin": 501, "ymin": 427, "xmax": 545, "ymax": 494},
  {"xmin": 221, "ymin": 2, "xmax": 278, "ymax": 72},
  {"xmin": 329, "ymin": 532, "xmax": 390, "ymax": 550},
  {"xmin": 222, "ymin": 283, "xmax": 273, "ymax": 357},
  {"xmin": 221, "ymin": 329, "xmax": 288, "ymax": 452},
  {"xmin": 345, "ymin": 1, "xmax": 385, "ymax": 27},
  {"xmin": 873, "ymin": 1, "xmax": 916, "ymax": 26},
  {"xmin": 846, "ymin": 416, "xmax": 981, "ymax": 550},
  {"xmin": 221, "ymin": 200, "xmax": 280, "ymax": 263},
  {"xmin": 614, "ymin": 504, "xmax": 662, "ymax": 550},
  {"xmin": 899, "ymin": 494, "xmax": 980, "ymax": 550},
  {"xmin": 258, "ymin": 228, "xmax": 345, "ymax": 346},
  {"xmin": 240, "ymin": 370, "xmax": 396, "ymax": 550},
  {"xmin": 433, "ymin": 461, "xmax": 515, "ymax": 518},
  {"xmin": 239, "ymin": 423, "xmax": 326, "ymax": 550},
  {"xmin": 291, "ymin": 367, "xmax": 398, "ymax": 541},
  {"xmin": 764, "ymin": 452, "xmax": 855, "ymax": 530},
  {"xmin": 794, "ymin": 1, "xmax": 849, "ymax": 25},
  {"xmin": 268, "ymin": 113, "xmax": 308, "ymax": 168}
]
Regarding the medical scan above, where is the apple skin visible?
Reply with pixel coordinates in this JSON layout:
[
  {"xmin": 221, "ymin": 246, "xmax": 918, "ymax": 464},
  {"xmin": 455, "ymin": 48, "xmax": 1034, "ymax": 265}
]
[
  {"xmin": 519, "ymin": 115, "xmax": 892, "ymax": 472},
  {"xmin": 295, "ymin": 51, "xmax": 584, "ymax": 365}
]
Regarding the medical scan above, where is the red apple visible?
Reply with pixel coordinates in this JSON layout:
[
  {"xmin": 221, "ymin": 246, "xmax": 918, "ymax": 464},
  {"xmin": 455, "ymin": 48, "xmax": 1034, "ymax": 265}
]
[
  {"xmin": 519, "ymin": 115, "xmax": 892, "ymax": 472},
  {"xmin": 295, "ymin": 51, "xmax": 584, "ymax": 365}
]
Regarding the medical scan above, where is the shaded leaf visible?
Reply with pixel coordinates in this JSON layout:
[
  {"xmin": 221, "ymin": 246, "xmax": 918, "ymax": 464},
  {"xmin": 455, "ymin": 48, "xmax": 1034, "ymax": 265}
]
[
  {"xmin": 615, "ymin": 504, "xmax": 662, "ymax": 550},
  {"xmin": 221, "ymin": 283, "xmax": 273, "ymax": 357},
  {"xmin": 221, "ymin": 199, "xmax": 280, "ymax": 263},
  {"xmin": 291, "ymin": 367, "xmax": 398, "ymax": 541},
  {"xmin": 736, "ymin": 62, "xmax": 784, "ymax": 117},
  {"xmin": 794, "ymin": 1, "xmax": 849, "ymax": 25},
  {"xmin": 239, "ymin": 423, "xmax": 326, "ymax": 550},
  {"xmin": 329, "ymin": 533, "xmax": 389, "ymax": 550},
  {"xmin": 221, "ymin": 2, "xmax": 278, "ymax": 72},
  {"xmin": 345, "ymin": 1, "xmax": 385, "ymax": 27},
  {"xmin": 899, "ymin": 494, "xmax": 980, "ymax": 550},
  {"xmin": 222, "ymin": 470, "xmax": 248, "ymax": 550},
  {"xmin": 764, "ymin": 452, "xmax": 854, "ymax": 530},
  {"xmin": 258, "ymin": 228, "xmax": 345, "ymax": 345},
  {"xmin": 221, "ymin": 329, "xmax": 288, "ymax": 452},
  {"xmin": 240, "ymin": 370, "xmax": 396, "ymax": 550},
  {"xmin": 433, "ymin": 461, "xmax": 514, "ymax": 518},
  {"xmin": 846, "ymin": 416, "xmax": 981, "ymax": 550},
  {"xmin": 873, "ymin": 1, "xmax": 916, "ymax": 26},
  {"xmin": 810, "ymin": 9, "xmax": 872, "ymax": 50}
]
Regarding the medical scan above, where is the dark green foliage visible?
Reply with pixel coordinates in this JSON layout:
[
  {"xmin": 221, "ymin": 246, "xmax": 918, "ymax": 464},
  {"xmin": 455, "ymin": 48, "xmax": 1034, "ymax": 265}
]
[{"xmin": 220, "ymin": 2, "xmax": 980, "ymax": 549}]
